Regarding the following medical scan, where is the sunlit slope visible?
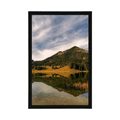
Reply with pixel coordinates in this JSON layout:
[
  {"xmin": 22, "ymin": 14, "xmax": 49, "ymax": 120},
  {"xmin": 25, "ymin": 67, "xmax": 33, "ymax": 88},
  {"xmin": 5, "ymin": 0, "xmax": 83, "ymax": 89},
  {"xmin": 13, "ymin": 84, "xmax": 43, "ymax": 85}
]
[{"xmin": 33, "ymin": 46, "xmax": 88, "ymax": 69}]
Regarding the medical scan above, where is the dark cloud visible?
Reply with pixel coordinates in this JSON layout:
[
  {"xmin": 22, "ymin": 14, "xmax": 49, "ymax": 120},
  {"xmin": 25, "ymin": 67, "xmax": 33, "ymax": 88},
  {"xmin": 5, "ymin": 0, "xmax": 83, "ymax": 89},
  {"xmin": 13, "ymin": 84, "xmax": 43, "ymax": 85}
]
[{"xmin": 32, "ymin": 15, "xmax": 88, "ymax": 60}]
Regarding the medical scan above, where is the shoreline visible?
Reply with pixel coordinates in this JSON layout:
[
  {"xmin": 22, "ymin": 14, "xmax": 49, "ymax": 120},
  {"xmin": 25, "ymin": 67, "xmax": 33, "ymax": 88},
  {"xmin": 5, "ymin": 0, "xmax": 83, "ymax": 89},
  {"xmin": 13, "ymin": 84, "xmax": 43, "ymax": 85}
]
[{"xmin": 32, "ymin": 66, "xmax": 88, "ymax": 77}]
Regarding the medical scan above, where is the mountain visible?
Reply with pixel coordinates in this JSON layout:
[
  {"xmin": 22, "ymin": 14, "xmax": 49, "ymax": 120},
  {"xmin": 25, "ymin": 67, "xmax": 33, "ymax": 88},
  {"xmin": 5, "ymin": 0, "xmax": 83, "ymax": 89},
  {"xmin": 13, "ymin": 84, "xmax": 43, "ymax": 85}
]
[{"xmin": 33, "ymin": 46, "xmax": 88, "ymax": 70}]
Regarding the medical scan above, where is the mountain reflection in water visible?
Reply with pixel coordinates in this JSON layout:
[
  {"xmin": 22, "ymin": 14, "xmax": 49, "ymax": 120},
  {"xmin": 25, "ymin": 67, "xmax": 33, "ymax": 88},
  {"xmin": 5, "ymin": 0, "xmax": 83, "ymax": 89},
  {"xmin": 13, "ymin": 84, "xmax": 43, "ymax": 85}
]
[{"xmin": 32, "ymin": 72, "xmax": 88, "ymax": 96}]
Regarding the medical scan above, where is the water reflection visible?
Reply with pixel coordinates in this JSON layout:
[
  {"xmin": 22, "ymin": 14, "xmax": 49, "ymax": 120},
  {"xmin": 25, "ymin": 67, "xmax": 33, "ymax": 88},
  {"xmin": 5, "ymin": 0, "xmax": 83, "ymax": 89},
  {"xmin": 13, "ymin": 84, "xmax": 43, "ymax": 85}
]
[
  {"xmin": 32, "ymin": 82, "xmax": 88, "ymax": 105},
  {"xmin": 32, "ymin": 72, "xmax": 88, "ymax": 96}
]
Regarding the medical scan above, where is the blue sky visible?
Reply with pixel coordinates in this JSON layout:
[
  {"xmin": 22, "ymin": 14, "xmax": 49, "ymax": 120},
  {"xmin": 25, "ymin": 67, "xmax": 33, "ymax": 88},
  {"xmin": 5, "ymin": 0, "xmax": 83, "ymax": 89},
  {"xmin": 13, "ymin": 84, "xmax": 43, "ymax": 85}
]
[{"xmin": 32, "ymin": 15, "xmax": 88, "ymax": 60}]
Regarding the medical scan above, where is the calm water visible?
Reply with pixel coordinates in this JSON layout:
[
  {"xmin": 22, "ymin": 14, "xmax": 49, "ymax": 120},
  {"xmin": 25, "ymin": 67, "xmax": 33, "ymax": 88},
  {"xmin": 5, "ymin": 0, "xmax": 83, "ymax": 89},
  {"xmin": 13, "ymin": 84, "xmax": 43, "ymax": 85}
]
[{"xmin": 32, "ymin": 72, "xmax": 88, "ymax": 105}]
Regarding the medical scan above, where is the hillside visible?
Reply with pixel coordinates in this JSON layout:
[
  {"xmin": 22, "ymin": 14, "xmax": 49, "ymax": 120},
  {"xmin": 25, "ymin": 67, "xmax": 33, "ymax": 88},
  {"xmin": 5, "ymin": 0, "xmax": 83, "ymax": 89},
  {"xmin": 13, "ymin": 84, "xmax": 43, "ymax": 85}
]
[{"xmin": 32, "ymin": 46, "xmax": 88, "ymax": 71}]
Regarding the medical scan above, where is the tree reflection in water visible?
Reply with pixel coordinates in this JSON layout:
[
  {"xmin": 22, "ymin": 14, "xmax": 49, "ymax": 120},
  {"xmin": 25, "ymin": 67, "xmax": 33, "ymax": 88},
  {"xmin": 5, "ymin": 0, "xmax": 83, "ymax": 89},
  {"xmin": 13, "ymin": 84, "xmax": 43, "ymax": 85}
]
[{"xmin": 32, "ymin": 72, "xmax": 88, "ymax": 96}]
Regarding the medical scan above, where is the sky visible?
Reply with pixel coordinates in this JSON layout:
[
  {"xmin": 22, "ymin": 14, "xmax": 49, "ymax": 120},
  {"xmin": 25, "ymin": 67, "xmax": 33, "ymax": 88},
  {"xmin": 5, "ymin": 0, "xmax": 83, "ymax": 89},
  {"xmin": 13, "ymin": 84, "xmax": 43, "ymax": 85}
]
[{"xmin": 32, "ymin": 15, "xmax": 88, "ymax": 61}]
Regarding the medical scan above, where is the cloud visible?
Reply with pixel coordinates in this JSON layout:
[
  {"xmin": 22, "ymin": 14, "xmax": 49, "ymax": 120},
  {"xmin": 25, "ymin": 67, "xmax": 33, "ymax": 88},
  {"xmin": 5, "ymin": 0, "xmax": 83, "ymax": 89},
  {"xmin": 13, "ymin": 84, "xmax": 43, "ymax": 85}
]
[
  {"xmin": 32, "ymin": 15, "xmax": 88, "ymax": 61},
  {"xmin": 32, "ymin": 49, "xmax": 56, "ymax": 61},
  {"xmin": 33, "ymin": 37, "xmax": 88, "ymax": 61}
]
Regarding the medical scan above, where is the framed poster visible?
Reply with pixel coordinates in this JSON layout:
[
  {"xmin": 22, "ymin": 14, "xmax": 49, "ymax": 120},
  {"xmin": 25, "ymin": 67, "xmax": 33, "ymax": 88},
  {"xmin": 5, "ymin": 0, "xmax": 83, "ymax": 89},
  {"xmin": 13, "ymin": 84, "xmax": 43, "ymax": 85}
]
[{"xmin": 28, "ymin": 11, "xmax": 92, "ymax": 108}]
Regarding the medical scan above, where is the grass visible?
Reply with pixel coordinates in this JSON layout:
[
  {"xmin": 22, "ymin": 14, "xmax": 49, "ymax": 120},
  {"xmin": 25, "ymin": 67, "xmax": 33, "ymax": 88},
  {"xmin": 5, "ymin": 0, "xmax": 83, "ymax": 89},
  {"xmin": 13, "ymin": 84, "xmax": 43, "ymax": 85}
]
[{"xmin": 32, "ymin": 66, "xmax": 81, "ymax": 78}]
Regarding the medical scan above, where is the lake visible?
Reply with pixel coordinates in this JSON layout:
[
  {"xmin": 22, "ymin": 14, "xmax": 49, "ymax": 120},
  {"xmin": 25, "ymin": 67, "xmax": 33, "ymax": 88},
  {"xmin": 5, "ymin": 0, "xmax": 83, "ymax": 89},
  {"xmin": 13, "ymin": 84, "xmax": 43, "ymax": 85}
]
[{"xmin": 32, "ymin": 72, "xmax": 89, "ymax": 105}]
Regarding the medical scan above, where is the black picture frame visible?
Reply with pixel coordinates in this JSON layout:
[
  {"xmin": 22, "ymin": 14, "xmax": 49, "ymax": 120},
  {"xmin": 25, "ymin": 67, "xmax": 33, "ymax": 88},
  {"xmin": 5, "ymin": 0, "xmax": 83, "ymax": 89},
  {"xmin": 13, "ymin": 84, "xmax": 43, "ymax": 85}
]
[{"xmin": 28, "ymin": 11, "xmax": 92, "ymax": 109}]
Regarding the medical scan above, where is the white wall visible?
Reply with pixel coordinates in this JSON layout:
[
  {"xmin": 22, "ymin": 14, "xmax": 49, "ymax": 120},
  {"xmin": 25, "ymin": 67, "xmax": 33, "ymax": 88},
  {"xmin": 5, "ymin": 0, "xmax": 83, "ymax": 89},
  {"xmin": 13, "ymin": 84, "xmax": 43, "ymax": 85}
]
[{"xmin": 0, "ymin": 0, "xmax": 120, "ymax": 120}]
